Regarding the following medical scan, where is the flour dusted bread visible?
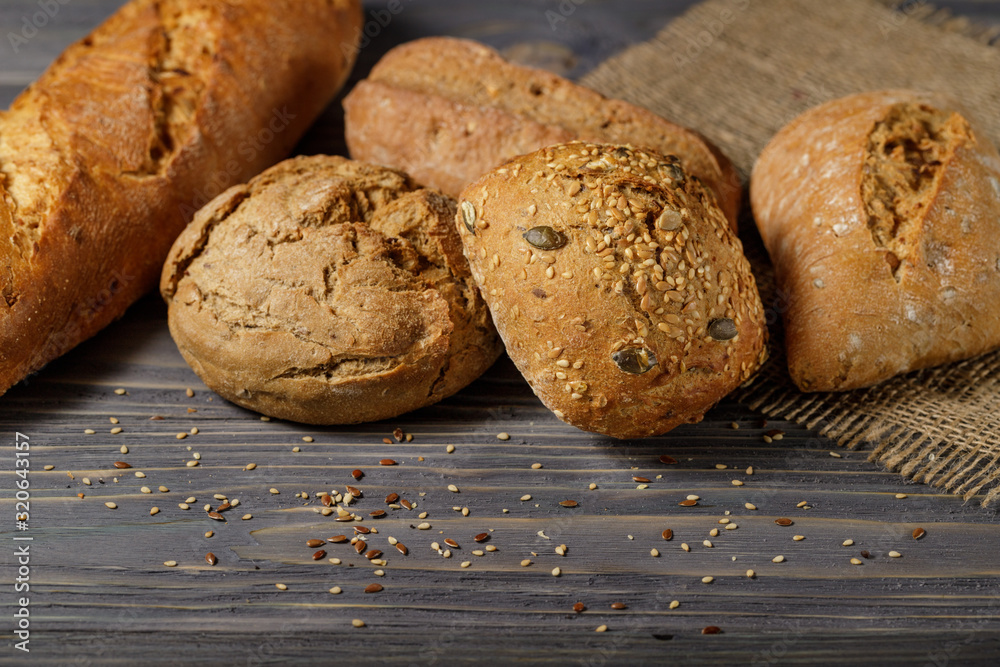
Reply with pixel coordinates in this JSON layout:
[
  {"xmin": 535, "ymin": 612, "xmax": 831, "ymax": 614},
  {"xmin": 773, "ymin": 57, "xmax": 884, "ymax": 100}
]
[
  {"xmin": 457, "ymin": 142, "xmax": 766, "ymax": 439},
  {"xmin": 751, "ymin": 90, "xmax": 1000, "ymax": 392},
  {"xmin": 343, "ymin": 37, "xmax": 741, "ymax": 229},
  {"xmin": 161, "ymin": 156, "xmax": 502, "ymax": 424},
  {"xmin": 0, "ymin": 0, "xmax": 362, "ymax": 396}
]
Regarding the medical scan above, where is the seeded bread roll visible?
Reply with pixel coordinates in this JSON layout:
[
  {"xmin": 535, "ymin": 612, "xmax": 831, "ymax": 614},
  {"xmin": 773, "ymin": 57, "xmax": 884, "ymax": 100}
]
[
  {"xmin": 751, "ymin": 90, "xmax": 1000, "ymax": 392},
  {"xmin": 0, "ymin": 0, "xmax": 362, "ymax": 397},
  {"xmin": 343, "ymin": 37, "xmax": 741, "ymax": 229},
  {"xmin": 160, "ymin": 156, "xmax": 503, "ymax": 424},
  {"xmin": 457, "ymin": 142, "xmax": 767, "ymax": 439}
]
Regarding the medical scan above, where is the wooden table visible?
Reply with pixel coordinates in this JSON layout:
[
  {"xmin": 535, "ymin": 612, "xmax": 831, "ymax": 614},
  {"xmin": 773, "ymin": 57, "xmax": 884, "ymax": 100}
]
[{"xmin": 3, "ymin": 2, "xmax": 1000, "ymax": 664}]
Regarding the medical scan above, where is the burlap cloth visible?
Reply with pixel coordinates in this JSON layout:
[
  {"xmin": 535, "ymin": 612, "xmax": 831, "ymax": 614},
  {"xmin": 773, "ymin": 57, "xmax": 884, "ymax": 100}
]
[{"xmin": 582, "ymin": 0, "xmax": 1000, "ymax": 506}]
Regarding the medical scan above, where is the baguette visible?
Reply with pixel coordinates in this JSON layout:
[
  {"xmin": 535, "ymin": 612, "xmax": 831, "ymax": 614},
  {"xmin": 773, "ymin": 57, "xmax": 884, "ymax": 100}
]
[
  {"xmin": 751, "ymin": 90, "xmax": 1000, "ymax": 391},
  {"xmin": 343, "ymin": 37, "xmax": 740, "ymax": 229},
  {"xmin": 0, "ymin": 0, "xmax": 362, "ymax": 396}
]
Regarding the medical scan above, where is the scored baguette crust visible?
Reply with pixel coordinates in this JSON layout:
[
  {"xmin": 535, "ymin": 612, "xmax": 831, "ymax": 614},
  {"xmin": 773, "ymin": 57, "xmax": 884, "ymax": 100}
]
[
  {"xmin": 751, "ymin": 90, "xmax": 1000, "ymax": 392},
  {"xmin": 344, "ymin": 37, "xmax": 740, "ymax": 229},
  {"xmin": 458, "ymin": 142, "xmax": 767, "ymax": 439},
  {"xmin": 0, "ymin": 0, "xmax": 362, "ymax": 396},
  {"xmin": 161, "ymin": 156, "xmax": 502, "ymax": 425}
]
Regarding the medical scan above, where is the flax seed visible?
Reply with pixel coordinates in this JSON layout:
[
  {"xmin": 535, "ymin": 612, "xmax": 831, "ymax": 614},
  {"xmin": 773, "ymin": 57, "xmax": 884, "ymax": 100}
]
[
  {"xmin": 775, "ymin": 518, "xmax": 793, "ymax": 526},
  {"xmin": 205, "ymin": 553, "xmax": 217, "ymax": 566},
  {"xmin": 659, "ymin": 455, "xmax": 678, "ymax": 464},
  {"xmin": 610, "ymin": 602, "xmax": 627, "ymax": 610},
  {"xmin": 559, "ymin": 500, "xmax": 579, "ymax": 507},
  {"xmin": 662, "ymin": 529, "xmax": 673, "ymax": 540},
  {"xmin": 912, "ymin": 527, "xmax": 926, "ymax": 540},
  {"xmin": 702, "ymin": 626, "xmax": 721, "ymax": 635},
  {"xmin": 380, "ymin": 459, "xmax": 397, "ymax": 466},
  {"xmin": 351, "ymin": 469, "xmax": 363, "ymax": 480},
  {"xmin": 679, "ymin": 499, "xmax": 697, "ymax": 507}
]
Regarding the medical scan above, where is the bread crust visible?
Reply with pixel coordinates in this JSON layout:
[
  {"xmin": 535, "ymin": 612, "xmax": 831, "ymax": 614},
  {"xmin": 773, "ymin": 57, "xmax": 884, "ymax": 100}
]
[
  {"xmin": 751, "ymin": 90, "xmax": 1000, "ymax": 392},
  {"xmin": 344, "ymin": 37, "xmax": 741, "ymax": 229},
  {"xmin": 160, "ymin": 156, "xmax": 502, "ymax": 424},
  {"xmin": 457, "ymin": 142, "xmax": 766, "ymax": 439},
  {"xmin": 0, "ymin": 0, "xmax": 362, "ymax": 395}
]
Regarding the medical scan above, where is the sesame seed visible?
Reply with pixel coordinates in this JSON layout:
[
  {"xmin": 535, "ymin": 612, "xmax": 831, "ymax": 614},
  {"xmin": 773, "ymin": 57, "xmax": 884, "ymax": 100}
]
[
  {"xmin": 149, "ymin": 507, "xmax": 159, "ymax": 515},
  {"xmin": 302, "ymin": 436, "xmax": 314, "ymax": 443},
  {"xmin": 496, "ymin": 432, "xmax": 510, "ymax": 441},
  {"xmin": 772, "ymin": 555, "xmax": 785, "ymax": 563},
  {"xmin": 895, "ymin": 493, "xmax": 908, "ymax": 499},
  {"xmin": 163, "ymin": 561, "xmax": 177, "ymax": 567},
  {"xmin": 205, "ymin": 531, "xmax": 213, "ymax": 538},
  {"xmin": 158, "ymin": 486, "xmax": 169, "ymax": 492},
  {"xmin": 531, "ymin": 463, "xmax": 543, "ymax": 470},
  {"xmin": 889, "ymin": 551, "xmax": 902, "ymax": 558},
  {"xmin": 709, "ymin": 528, "xmax": 719, "ymax": 537},
  {"xmin": 681, "ymin": 543, "xmax": 690, "ymax": 552},
  {"xmin": 141, "ymin": 486, "xmax": 151, "ymax": 494},
  {"xmin": 186, "ymin": 460, "xmax": 198, "ymax": 467},
  {"xmin": 192, "ymin": 452, "xmax": 201, "ymax": 460},
  {"xmin": 43, "ymin": 465, "xmax": 54, "ymax": 471},
  {"xmin": 417, "ymin": 523, "xmax": 431, "ymax": 530},
  {"xmin": 292, "ymin": 447, "xmax": 300, "ymax": 453},
  {"xmin": 595, "ymin": 625, "xmax": 608, "ymax": 633},
  {"xmin": 701, "ymin": 576, "xmax": 714, "ymax": 584},
  {"xmin": 260, "ymin": 416, "xmax": 270, "ymax": 422},
  {"xmin": 351, "ymin": 619, "xmax": 365, "ymax": 628},
  {"xmin": 842, "ymin": 539, "xmax": 855, "ymax": 547},
  {"xmin": 269, "ymin": 488, "xmax": 279, "ymax": 495},
  {"xmin": 328, "ymin": 558, "xmax": 341, "ymax": 565},
  {"xmin": 447, "ymin": 484, "xmax": 460, "ymax": 493},
  {"xmin": 793, "ymin": 535, "xmax": 805, "ymax": 541},
  {"xmin": 830, "ymin": 452, "xmax": 842, "ymax": 458},
  {"xmin": 746, "ymin": 466, "xmax": 754, "ymax": 475},
  {"xmin": 110, "ymin": 427, "xmax": 123, "ymax": 435},
  {"xmin": 589, "ymin": 483, "xmax": 597, "ymax": 490},
  {"xmin": 104, "ymin": 502, "xmax": 117, "ymax": 509},
  {"xmin": 520, "ymin": 495, "xmax": 532, "ymax": 501},
  {"xmin": 82, "ymin": 478, "xmax": 91, "ymax": 485},
  {"xmin": 114, "ymin": 388, "xmax": 126, "ymax": 395},
  {"xmin": 84, "ymin": 429, "xmax": 95, "ymax": 435},
  {"xmin": 746, "ymin": 569, "xmax": 756, "ymax": 578},
  {"xmin": 851, "ymin": 558, "xmax": 863, "ymax": 565},
  {"xmin": 176, "ymin": 433, "xmax": 187, "ymax": 440},
  {"xmin": 669, "ymin": 600, "xmax": 680, "ymax": 609},
  {"xmin": 275, "ymin": 583, "xmax": 288, "ymax": 591},
  {"xmin": 178, "ymin": 503, "xmax": 190, "ymax": 510},
  {"xmin": 731, "ymin": 480, "xmax": 744, "ymax": 486},
  {"xmin": 744, "ymin": 503, "xmax": 757, "ymax": 510},
  {"xmin": 650, "ymin": 549, "xmax": 660, "ymax": 557},
  {"xmin": 725, "ymin": 523, "xmax": 738, "ymax": 530},
  {"xmin": 797, "ymin": 501, "xmax": 809, "ymax": 508},
  {"xmin": 329, "ymin": 587, "xmax": 342, "ymax": 594},
  {"xmin": 446, "ymin": 445, "xmax": 456, "ymax": 454},
  {"xmin": 521, "ymin": 559, "xmax": 532, "ymax": 567},
  {"xmin": 134, "ymin": 471, "xmax": 146, "ymax": 478}
]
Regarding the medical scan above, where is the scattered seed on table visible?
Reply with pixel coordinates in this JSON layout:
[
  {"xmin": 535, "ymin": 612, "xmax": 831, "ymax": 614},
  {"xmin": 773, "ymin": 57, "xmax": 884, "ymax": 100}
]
[
  {"xmin": 205, "ymin": 553, "xmax": 217, "ymax": 566},
  {"xmin": 396, "ymin": 543, "xmax": 408, "ymax": 555},
  {"xmin": 861, "ymin": 550, "xmax": 871, "ymax": 559},
  {"xmin": 701, "ymin": 576, "xmax": 714, "ymax": 584},
  {"xmin": 559, "ymin": 500, "xmax": 578, "ymax": 508},
  {"xmin": 164, "ymin": 561, "xmax": 177, "ymax": 567},
  {"xmin": 382, "ymin": 438, "xmax": 392, "ymax": 445},
  {"xmin": 520, "ymin": 495, "xmax": 532, "ymax": 501},
  {"xmin": 531, "ymin": 463, "xmax": 543, "ymax": 470},
  {"xmin": 134, "ymin": 472, "xmax": 146, "ymax": 478},
  {"xmin": 573, "ymin": 602, "xmax": 585, "ymax": 613},
  {"xmin": 176, "ymin": 432, "xmax": 188, "ymax": 440},
  {"xmin": 150, "ymin": 507, "xmax": 159, "ymax": 515},
  {"xmin": 703, "ymin": 540, "xmax": 714, "ymax": 548},
  {"xmin": 775, "ymin": 518, "xmax": 793, "ymax": 526},
  {"xmin": 460, "ymin": 561, "xmax": 472, "ymax": 568},
  {"xmin": 84, "ymin": 429, "xmax": 95, "ymax": 435},
  {"xmin": 365, "ymin": 584, "xmax": 383, "ymax": 593},
  {"xmin": 41, "ymin": 465, "xmax": 54, "ymax": 471},
  {"xmin": 830, "ymin": 452, "xmax": 842, "ymax": 458},
  {"xmin": 158, "ymin": 486, "xmax": 169, "ymax": 493},
  {"xmin": 709, "ymin": 529, "xmax": 719, "ymax": 537},
  {"xmin": 380, "ymin": 459, "xmax": 397, "ymax": 466},
  {"xmin": 889, "ymin": 551, "xmax": 902, "ymax": 558},
  {"xmin": 662, "ymin": 529, "xmax": 673, "ymax": 541},
  {"xmin": 552, "ymin": 567, "xmax": 562, "ymax": 577},
  {"xmin": 400, "ymin": 499, "xmax": 413, "ymax": 510},
  {"xmin": 496, "ymin": 432, "xmax": 510, "ymax": 441},
  {"xmin": 448, "ymin": 485, "xmax": 460, "ymax": 493},
  {"xmin": 105, "ymin": 502, "xmax": 117, "ymax": 509},
  {"xmin": 669, "ymin": 600, "xmax": 680, "ymax": 609},
  {"xmin": 913, "ymin": 527, "xmax": 926, "ymax": 540},
  {"xmin": 307, "ymin": 539, "xmax": 325, "ymax": 548},
  {"xmin": 772, "ymin": 555, "xmax": 785, "ymax": 563},
  {"xmin": 300, "ymin": 436, "xmax": 314, "ymax": 443},
  {"xmin": 485, "ymin": 545, "xmax": 497, "ymax": 552},
  {"xmin": 141, "ymin": 487, "xmax": 151, "ymax": 494},
  {"xmin": 242, "ymin": 514, "xmax": 252, "ymax": 520},
  {"xmin": 329, "ymin": 558, "xmax": 342, "ymax": 565},
  {"xmin": 275, "ymin": 584, "xmax": 287, "ymax": 591},
  {"xmin": 595, "ymin": 625, "xmax": 608, "ymax": 633},
  {"xmin": 444, "ymin": 538, "xmax": 459, "ymax": 549},
  {"xmin": 610, "ymin": 602, "xmax": 627, "ymax": 610},
  {"xmin": 205, "ymin": 531, "xmax": 213, "ymax": 538},
  {"xmin": 186, "ymin": 460, "xmax": 198, "ymax": 467},
  {"xmin": 745, "ymin": 503, "xmax": 757, "ymax": 510},
  {"xmin": 650, "ymin": 549, "xmax": 660, "ymax": 557},
  {"xmin": 842, "ymin": 539, "xmax": 855, "ymax": 547},
  {"xmin": 110, "ymin": 427, "xmax": 123, "ymax": 435},
  {"xmin": 352, "ymin": 619, "xmax": 365, "ymax": 628},
  {"xmin": 681, "ymin": 543, "xmax": 690, "ymax": 552},
  {"xmin": 747, "ymin": 569, "xmax": 756, "ymax": 578},
  {"xmin": 895, "ymin": 493, "xmax": 908, "ymax": 499},
  {"xmin": 269, "ymin": 488, "xmax": 279, "ymax": 495},
  {"xmin": 659, "ymin": 455, "xmax": 678, "ymax": 464},
  {"xmin": 702, "ymin": 626, "xmax": 722, "ymax": 635},
  {"xmin": 474, "ymin": 533, "xmax": 489, "ymax": 543},
  {"xmin": 679, "ymin": 499, "xmax": 697, "ymax": 507},
  {"xmin": 417, "ymin": 512, "xmax": 428, "ymax": 519},
  {"xmin": 793, "ymin": 535, "xmax": 805, "ymax": 541},
  {"xmin": 417, "ymin": 523, "xmax": 431, "ymax": 530},
  {"xmin": 446, "ymin": 445, "xmax": 456, "ymax": 454},
  {"xmin": 329, "ymin": 587, "xmax": 342, "ymax": 594},
  {"xmin": 746, "ymin": 466, "xmax": 754, "ymax": 475},
  {"xmin": 850, "ymin": 558, "xmax": 863, "ymax": 565},
  {"xmin": 589, "ymin": 483, "xmax": 597, "ymax": 490},
  {"xmin": 633, "ymin": 476, "xmax": 651, "ymax": 483},
  {"xmin": 207, "ymin": 512, "xmax": 225, "ymax": 521},
  {"xmin": 731, "ymin": 480, "xmax": 744, "ymax": 487},
  {"xmin": 346, "ymin": 485, "xmax": 362, "ymax": 497},
  {"xmin": 520, "ymin": 559, "xmax": 532, "ymax": 567},
  {"xmin": 292, "ymin": 447, "xmax": 300, "ymax": 453},
  {"xmin": 354, "ymin": 526, "xmax": 371, "ymax": 535},
  {"xmin": 313, "ymin": 550, "xmax": 328, "ymax": 560}
]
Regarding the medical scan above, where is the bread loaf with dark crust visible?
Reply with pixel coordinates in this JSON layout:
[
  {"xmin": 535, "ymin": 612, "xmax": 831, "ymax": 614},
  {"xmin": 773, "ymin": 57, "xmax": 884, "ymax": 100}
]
[
  {"xmin": 457, "ymin": 142, "xmax": 767, "ymax": 439},
  {"xmin": 343, "ymin": 37, "xmax": 741, "ymax": 229},
  {"xmin": 751, "ymin": 90, "xmax": 1000, "ymax": 392},
  {"xmin": 161, "ymin": 155, "xmax": 503, "ymax": 424},
  {"xmin": 0, "ymin": 0, "xmax": 362, "ymax": 396}
]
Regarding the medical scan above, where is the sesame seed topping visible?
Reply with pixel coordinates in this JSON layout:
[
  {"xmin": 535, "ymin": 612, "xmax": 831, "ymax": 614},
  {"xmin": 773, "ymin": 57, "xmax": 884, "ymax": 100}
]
[
  {"xmin": 889, "ymin": 551, "xmax": 902, "ymax": 558},
  {"xmin": 496, "ymin": 432, "xmax": 510, "ymax": 441},
  {"xmin": 701, "ymin": 576, "xmax": 714, "ymax": 584},
  {"xmin": 772, "ymin": 555, "xmax": 785, "ymax": 563}
]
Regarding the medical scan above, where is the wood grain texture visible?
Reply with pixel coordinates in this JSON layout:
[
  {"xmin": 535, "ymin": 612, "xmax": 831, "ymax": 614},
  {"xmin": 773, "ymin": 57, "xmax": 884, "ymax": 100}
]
[{"xmin": 3, "ymin": 1, "xmax": 1000, "ymax": 665}]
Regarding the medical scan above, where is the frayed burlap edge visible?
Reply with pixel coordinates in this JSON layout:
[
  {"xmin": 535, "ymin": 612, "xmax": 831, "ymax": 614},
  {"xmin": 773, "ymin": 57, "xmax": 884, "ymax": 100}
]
[{"xmin": 581, "ymin": 0, "xmax": 1000, "ymax": 506}]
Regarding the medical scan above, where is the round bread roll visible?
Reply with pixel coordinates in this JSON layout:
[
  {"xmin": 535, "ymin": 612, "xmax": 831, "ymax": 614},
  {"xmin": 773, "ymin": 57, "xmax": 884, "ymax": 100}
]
[
  {"xmin": 456, "ymin": 142, "xmax": 767, "ymax": 439},
  {"xmin": 160, "ymin": 155, "xmax": 503, "ymax": 424}
]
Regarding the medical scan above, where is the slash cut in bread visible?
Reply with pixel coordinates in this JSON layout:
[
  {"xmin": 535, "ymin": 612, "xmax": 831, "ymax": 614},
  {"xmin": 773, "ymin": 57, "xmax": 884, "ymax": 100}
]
[
  {"xmin": 343, "ymin": 37, "xmax": 741, "ymax": 229},
  {"xmin": 457, "ymin": 142, "xmax": 767, "ymax": 439},
  {"xmin": 161, "ymin": 156, "xmax": 503, "ymax": 424},
  {"xmin": 751, "ymin": 90, "xmax": 1000, "ymax": 392}
]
